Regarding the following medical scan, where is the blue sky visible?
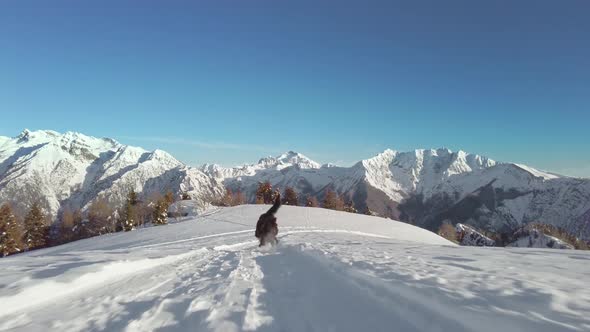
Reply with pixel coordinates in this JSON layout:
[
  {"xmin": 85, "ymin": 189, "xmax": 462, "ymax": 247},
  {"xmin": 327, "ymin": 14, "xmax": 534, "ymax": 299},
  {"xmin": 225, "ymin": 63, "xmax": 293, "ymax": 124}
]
[{"xmin": 1, "ymin": 1, "xmax": 589, "ymax": 176}]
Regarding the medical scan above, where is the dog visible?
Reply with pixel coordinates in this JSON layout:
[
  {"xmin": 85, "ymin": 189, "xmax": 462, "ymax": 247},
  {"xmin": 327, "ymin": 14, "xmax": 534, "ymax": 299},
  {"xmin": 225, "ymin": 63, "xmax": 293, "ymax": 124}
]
[{"xmin": 255, "ymin": 192, "xmax": 281, "ymax": 247}]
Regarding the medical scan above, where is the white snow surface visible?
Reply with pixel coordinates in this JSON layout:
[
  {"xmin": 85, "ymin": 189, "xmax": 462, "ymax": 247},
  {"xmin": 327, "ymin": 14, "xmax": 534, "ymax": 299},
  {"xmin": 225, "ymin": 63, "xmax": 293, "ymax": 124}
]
[
  {"xmin": 1, "ymin": 206, "xmax": 589, "ymax": 332},
  {"xmin": 513, "ymin": 164, "xmax": 561, "ymax": 180},
  {"xmin": 168, "ymin": 200, "xmax": 215, "ymax": 217},
  {"xmin": 508, "ymin": 230, "xmax": 575, "ymax": 250}
]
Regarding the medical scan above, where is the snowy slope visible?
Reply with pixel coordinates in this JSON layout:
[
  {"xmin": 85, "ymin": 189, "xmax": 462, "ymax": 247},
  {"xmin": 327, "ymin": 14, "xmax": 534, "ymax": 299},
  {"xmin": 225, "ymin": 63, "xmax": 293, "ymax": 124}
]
[
  {"xmin": 0, "ymin": 206, "xmax": 588, "ymax": 332},
  {"xmin": 508, "ymin": 230, "xmax": 574, "ymax": 249}
]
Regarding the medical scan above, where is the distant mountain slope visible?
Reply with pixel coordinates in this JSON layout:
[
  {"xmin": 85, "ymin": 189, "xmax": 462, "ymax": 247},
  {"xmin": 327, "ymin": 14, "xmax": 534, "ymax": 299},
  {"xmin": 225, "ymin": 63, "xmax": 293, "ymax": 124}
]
[
  {"xmin": 1, "ymin": 129, "xmax": 589, "ymax": 240},
  {"xmin": 0, "ymin": 130, "xmax": 223, "ymax": 218},
  {"xmin": 202, "ymin": 148, "xmax": 590, "ymax": 239}
]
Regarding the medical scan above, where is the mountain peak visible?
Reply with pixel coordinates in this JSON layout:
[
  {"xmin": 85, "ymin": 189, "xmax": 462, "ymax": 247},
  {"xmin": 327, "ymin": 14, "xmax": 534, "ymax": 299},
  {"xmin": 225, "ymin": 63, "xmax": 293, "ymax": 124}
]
[
  {"xmin": 10, "ymin": 129, "xmax": 122, "ymax": 150},
  {"xmin": 257, "ymin": 151, "xmax": 320, "ymax": 170},
  {"xmin": 380, "ymin": 149, "xmax": 397, "ymax": 157},
  {"xmin": 16, "ymin": 128, "xmax": 32, "ymax": 141}
]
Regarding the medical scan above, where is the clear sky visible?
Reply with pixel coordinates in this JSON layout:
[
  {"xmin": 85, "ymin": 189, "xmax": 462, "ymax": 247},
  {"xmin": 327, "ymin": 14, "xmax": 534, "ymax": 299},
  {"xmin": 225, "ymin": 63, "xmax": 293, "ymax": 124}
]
[{"xmin": 1, "ymin": 0, "xmax": 589, "ymax": 177}]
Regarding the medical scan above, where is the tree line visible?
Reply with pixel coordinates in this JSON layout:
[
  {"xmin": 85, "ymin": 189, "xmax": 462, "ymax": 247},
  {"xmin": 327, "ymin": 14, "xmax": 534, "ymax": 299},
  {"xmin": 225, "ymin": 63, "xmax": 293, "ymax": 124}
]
[
  {"xmin": 0, "ymin": 182, "xmax": 380, "ymax": 258},
  {"xmin": 0, "ymin": 189, "xmax": 182, "ymax": 257},
  {"xmin": 216, "ymin": 181, "xmax": 374, "ymax": 215}
]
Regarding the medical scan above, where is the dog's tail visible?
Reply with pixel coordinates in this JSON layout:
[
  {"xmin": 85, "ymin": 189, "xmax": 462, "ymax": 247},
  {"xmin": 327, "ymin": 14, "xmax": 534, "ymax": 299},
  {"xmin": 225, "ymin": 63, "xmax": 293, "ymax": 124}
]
[{"xmin": 266, "ymin": 192, "xmax": 282, "ymax": 215}]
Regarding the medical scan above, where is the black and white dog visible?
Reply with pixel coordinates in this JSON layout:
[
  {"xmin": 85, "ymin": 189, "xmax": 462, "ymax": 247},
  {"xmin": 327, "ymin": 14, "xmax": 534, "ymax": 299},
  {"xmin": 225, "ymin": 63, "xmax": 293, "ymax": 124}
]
[{"xmin": 255, "ymin": 193, "xmax": 281, "ymax": 246}]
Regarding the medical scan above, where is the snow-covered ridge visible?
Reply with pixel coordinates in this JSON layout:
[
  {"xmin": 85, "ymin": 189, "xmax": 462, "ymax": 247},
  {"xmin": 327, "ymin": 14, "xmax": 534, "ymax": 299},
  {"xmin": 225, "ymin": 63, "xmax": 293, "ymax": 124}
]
[
  {"xmin": 508, "ymin": 229, "xmax": 574, "ymax": 249},
  {"xmin": 257, "ymin": 151, "xmax": 321, "ymax": 170},
  {"xmin": 200, "ymin": 151, "xmax": 320, "ymax": 181},
  {"xmin": 513, "ymin": 163, "xmax": 561, "ymax": 180},
  {"xmin": 360, "ymin": 148, "xmax": 497, "ymax": 201}
]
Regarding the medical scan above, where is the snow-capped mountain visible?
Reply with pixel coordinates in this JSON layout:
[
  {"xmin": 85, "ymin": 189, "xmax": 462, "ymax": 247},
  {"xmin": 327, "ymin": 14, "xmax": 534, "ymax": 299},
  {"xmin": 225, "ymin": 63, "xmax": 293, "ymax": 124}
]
[
  {"xmin": 206, "ymin": 148, "xmax": 498, "ymax": 207},
  {"xmin": 0, "ymin": 130, "xmax": 223, "ymax": 218},
  {"xmin": 202, "ymin": 148, "xmax": 590, "ymax": 240},
  {"xmin": 1, "ymin": 129, "xmax": 590, "ymax": 241},
  {"xmin": 200, "ymin": 151, "xmax": 321, "ymax": 181}
]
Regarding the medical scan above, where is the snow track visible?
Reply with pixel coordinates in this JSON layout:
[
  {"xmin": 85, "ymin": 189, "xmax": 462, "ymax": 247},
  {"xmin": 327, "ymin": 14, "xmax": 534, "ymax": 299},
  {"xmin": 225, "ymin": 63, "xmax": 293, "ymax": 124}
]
[{"xmin": 1, "ymin": 206, "xmax": 589, "ymax": 331}]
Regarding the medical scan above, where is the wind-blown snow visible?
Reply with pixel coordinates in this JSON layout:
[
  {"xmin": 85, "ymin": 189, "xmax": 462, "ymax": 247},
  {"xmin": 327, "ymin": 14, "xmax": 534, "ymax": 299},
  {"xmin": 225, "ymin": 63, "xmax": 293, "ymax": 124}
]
[{"xmin": 0, "ymin": 206, "xmax": 588, "ymax": 332}]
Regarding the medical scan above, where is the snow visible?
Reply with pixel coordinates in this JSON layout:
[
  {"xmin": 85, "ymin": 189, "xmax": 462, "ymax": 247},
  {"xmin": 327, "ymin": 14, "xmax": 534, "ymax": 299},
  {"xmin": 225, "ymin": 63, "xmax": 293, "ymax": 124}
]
[
  {"xmin": 514, "ymin": 164, "xmax": 561, "ymax": 180},
  {"xmin": 0, "ymin": 136, "xmax": 10, "ymax": 148},
  {"xmin": 168, "ymin": 200, "xmax": 214, "ymax": 217},
  {"xmin": 202, "ymin": 151, "xmax": 321, "ymax": 181},
  {"xmin": 498, "ymin": 193, "xmax": 534, "ymax": 224},
  {"xmin": 508, "ymin": 230, "xmax": 575, "ymax": 249},
  {"xmin": 330, "ymin": 148, "xmax": 494, "ymax": 203},
  {"xmin": 1, "ymin": 205, "xmax": 589, "ymax": 332},
  {"xmin": 456, "ymin": 223, "xmax": 496, "ymax": 246}
]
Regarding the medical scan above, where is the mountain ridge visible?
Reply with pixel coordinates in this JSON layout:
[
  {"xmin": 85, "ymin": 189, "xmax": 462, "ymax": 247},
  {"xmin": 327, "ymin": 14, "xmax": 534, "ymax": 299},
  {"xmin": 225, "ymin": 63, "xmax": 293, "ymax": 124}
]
[{"xmin": 1, "ymin": 129, "xmax": 589, "ymax": 240}]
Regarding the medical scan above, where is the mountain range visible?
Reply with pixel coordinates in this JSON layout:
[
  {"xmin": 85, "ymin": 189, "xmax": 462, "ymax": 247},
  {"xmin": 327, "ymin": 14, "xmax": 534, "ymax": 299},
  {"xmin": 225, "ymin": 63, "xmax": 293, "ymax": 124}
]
[{"xmin": 1, "ymin": 129, "xmax": 589, "ymax": 240}]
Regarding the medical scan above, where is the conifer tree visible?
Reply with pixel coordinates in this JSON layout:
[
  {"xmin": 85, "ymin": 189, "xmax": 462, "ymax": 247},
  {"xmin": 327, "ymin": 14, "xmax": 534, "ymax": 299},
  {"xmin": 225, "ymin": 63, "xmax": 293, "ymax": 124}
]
[
  {"xmin": 232, "ymin": 189, "xmax": 245, "ymax": 206},
  {"xmin": 305, "ymin": 196, "xmax": 319, "ymax": 207},
  {"xmin": 70, "ymin": 209, "xmax": 89, "ymax": 239},
  {"xmin": 322, "ymin": 189, "xmax": 344, "ymax": 211},
  {"xmin": 364, "ymin": 207, "xmax": 377, "ymax": 216},
  {"xmin": 152, "ymin": 199, "xmax": 169, "ymax": 225},
  {"xmin": 59, "ymin": 208, "xmax": 77, "ymax": 243},
  {"xmin": 23, "ymin": 202, "xmax": 48, "ymax": 250},
  {"xmin": 255, "ymin": 181, "xmax": 275, "ymax": 204},
  {"xmin": 164, "ymin": 191, "xmax": 175, "ymax": 205},
  {"xmin": 343, "ymin": 200, "xmax": 357, "ymax": 213},
  {"xmin": 121, "ymin": 190, "xmax": 138, "ymax": 232},
  {"xmin": 88, "ymin": 198, "xmax": 113, "ymax": 235},
  {"xmin": 221, "ymin": 188, "xmax": 234, "ymax": 207},
  {"xmin": 438, "ymin": 223, "xmax": 457, "ymax": 243},
  {"xmin": 282, "ymin": 187, "xmax": 299, "ymax": 206},
  {"xmin": 0, "ymin": 203, "xmax": 22, "ymax": 257}
]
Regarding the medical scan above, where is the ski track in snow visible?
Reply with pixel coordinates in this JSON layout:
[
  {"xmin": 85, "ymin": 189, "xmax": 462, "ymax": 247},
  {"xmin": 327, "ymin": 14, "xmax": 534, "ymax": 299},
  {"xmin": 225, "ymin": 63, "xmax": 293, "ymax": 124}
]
[{"xmin": 0, "ymin": 206, "xmax": 589, "ymax": 332}]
